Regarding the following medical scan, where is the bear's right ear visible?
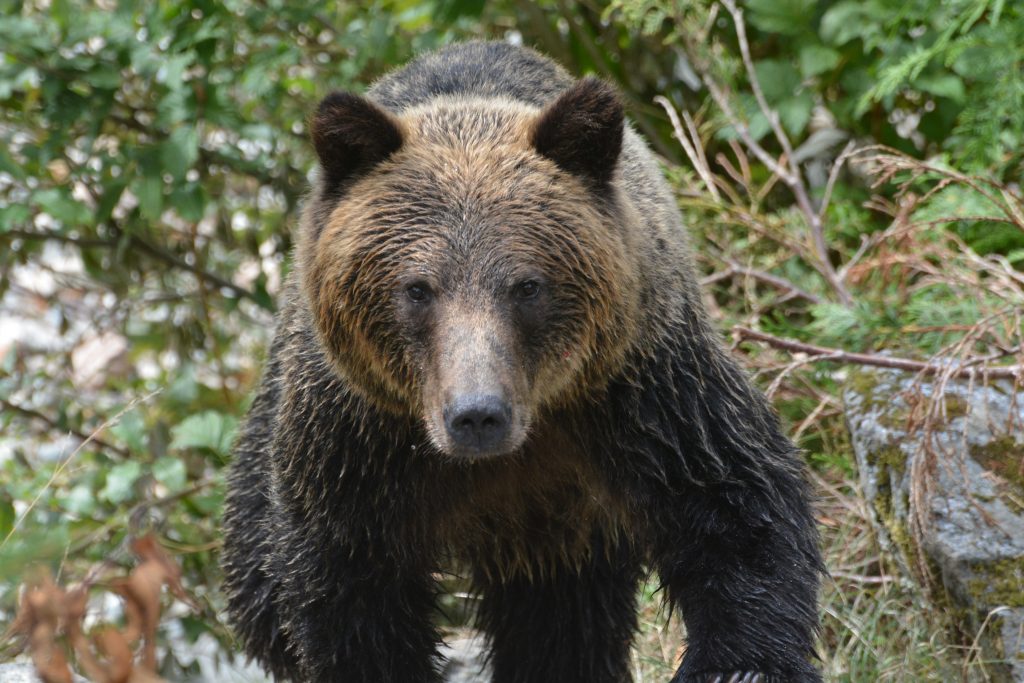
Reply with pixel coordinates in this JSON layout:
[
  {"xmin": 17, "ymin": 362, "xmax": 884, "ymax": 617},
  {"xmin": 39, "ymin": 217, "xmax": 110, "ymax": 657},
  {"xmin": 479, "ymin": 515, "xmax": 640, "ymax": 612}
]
[
  {"xmin": 531, "ymin": 77, "xmax": 624, "ymax": 187},
  {"xmin": 310, "ymin": 92, "xmax": 404, "ymax": 190}
]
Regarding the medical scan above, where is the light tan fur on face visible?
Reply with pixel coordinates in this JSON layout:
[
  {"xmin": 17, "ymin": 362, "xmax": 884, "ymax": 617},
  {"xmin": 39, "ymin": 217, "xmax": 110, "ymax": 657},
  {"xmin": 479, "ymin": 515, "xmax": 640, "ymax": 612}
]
[
  {"xmin": 420, "ymin": 302, "xmax": 531, "ymax": 458},
  {"xmin": 298, "ymin": 96, "xmax": 643, "ymax": 446}
]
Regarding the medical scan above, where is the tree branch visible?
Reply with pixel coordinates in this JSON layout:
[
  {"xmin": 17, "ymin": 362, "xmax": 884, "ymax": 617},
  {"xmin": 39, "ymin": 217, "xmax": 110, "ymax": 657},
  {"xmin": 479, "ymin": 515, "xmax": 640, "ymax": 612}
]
[
  {"xmin": 709, "ymin": 0, "xmax": 855, "ymax": 307},
  {"xmin": 4, "ymin": 229, "xmax": 267, "ymax": 308},
  {"xmin": 733, "ymin": 327, "xmax": 1023, "ymax": 380},
  {"xmin": 118, "ymin": 230, "xmax": 266, "ymax": 307},
  {"xmin": 1, "ymin": 398, "xmax": 130, "ymax": 459},
  {"xmin": 654, "ymin": 96, "xmax": 721, "ymax": 202},
  {"xmin": 702, "ymin": 262, "xmax": 823, "ymax": 304}
]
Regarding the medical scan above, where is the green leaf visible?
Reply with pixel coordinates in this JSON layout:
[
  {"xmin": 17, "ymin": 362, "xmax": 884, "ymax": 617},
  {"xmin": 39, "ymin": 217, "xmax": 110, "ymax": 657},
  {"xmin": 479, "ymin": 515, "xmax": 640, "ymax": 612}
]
[
  {"xmin": 753, "ymin": 60, "xmax": 801, "ymax": 103},
  {"xmin": 777, "ymin": 93, "xmax": 815, "ymax": 136},
  {"xmin": 110, "ymin": 409, "xmax": 146, "ymax": 453},
  {"xmin": 153, "ymin": 456, "xmax": 187, "ymax": 491},
  {"xmin": 62, "ymin": 483, "xmax": 98, "ymax": 517},
  {"xmin": 0, "ymin": 204, "xmax": 31, "ymax": 231},
  {"xmin": 915, "ymin": 73, "xmax": 966, "ymax": 103},
  {"xmin": 746, "ymin": 0, "xmax": 815, "ymax": 35},
  {"xmin": 0, "ymin": 497, "xmax": 14, "ymax": 539},
  {"xmin": 95, "ymin": 180, "xmax": 127, "ymax": 225},
  {"xmin": 170, "ymin": 411, "xmax": 238, "ymax": 459},
  {"xmin": 0, "ymin": 144, "xmax": 26, "ymax": 180},
  {"xmin": 32, "ymin": 188, "xmax": 91, "ymax": 226},
  {"xmin": 186, "ymin": 487, "xmax": 224, "ymax": 515},
  {"xmin": 160, "ymin": 126, "xmax": 200, "ymax": 180},
  {"xmin": 156, "ymin": 53, "xmax": 193, "ymax": 91},
  {"xmin": 100, "ymin": 461, "xmax": 142, "ymax": 504},
  {"xmin": 134, "ymin": 174, "xmax": 164, "ymax": 221},
  {"xmin": 820, "ymin": 1, "xmax": 878, "ymax": 46},
  {"xmin": 171, "ymin": 183, "xmax": 207, "ymax": 221},
  {"xmin": 432, "ymin": 0, "xmax": 485, "ymax": 22},
  {"xmin": 167, "ymin": 365, "xmax": 200, "ymax": 406},
  {"xmin": 84, "ymin": 64, "xmax": 122, "ymax": 90},
  {"xmin": 0, "ymin": 525, "xmax": 70, "ymax": 579},
  {"xmin": 799, "ymin": 44, "xmax": 842, "ymax": 78}
]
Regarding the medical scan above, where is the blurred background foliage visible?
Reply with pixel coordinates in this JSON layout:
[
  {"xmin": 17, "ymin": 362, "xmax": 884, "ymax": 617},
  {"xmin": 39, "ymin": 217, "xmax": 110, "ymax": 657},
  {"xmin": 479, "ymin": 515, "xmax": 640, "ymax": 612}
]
[{"xmin": 1, "ymin": 0, "xmax": 1022, "ymax": 680}]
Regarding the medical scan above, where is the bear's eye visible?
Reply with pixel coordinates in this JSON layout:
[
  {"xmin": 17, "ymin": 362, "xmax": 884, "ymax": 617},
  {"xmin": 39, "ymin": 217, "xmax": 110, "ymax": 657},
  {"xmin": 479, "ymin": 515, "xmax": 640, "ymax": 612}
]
[
  {"xmin": 513, "ymin": 280, "xmax": 541, "ymax": 301},
  {"xmin": 405, "ymin": 283, "xmax": 432, "ymax": 303}
]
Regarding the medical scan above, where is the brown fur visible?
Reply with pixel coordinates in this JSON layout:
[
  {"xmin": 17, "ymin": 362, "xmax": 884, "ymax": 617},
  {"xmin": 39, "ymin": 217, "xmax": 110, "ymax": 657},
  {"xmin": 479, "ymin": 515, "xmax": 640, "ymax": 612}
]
[
  {"xmin": 436, "ymin": 418, "xmax": 631, "ymax": 582},
  {"xmin": 301, "ymin": 97, "xmax": 641, "ymax": 429},
  {"xmin": 222, "ymin": 42, "xmax": 822, "ymax": 683}
]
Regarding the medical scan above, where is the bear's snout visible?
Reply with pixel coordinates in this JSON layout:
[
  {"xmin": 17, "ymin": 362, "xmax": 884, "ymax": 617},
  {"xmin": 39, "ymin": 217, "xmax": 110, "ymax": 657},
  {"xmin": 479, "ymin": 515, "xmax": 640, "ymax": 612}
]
[{"xmin": 444, "ymin": 393, "xmax": 511, "ymax": 454}]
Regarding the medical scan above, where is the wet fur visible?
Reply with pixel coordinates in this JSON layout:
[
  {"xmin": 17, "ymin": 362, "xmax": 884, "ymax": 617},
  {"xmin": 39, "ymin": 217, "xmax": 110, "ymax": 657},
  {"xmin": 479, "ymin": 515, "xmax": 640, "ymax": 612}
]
[{"xmin": 222, "ymin": 41, "xmax": 823, "ymax": 682}]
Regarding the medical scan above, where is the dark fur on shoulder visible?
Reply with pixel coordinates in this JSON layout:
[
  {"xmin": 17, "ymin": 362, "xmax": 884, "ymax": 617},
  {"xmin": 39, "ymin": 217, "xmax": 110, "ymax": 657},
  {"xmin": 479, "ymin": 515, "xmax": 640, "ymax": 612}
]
[{"xmin": 221, "ymin": 41, "xmax": 824, "ymax": 683}]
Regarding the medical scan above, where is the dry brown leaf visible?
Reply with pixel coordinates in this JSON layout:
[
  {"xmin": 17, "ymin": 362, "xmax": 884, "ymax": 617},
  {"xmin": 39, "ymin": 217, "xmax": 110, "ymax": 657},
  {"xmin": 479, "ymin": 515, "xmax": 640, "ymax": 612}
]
[{"xmin": 12, "ymin": 534, "xmax": 186, "ymax": 683}]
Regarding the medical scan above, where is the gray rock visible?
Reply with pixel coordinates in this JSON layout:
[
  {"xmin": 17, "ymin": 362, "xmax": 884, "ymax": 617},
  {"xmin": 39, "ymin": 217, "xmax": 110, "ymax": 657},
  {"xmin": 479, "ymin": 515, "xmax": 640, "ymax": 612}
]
[
  {"xmin": 845, "ymin": 367, "xmax": 1024, "ymax": 682},
  {"xmin": 0, "ymin": 662, "xmax": 86, "ymax": 683},
  {"xmin": 440, "ymin": 635, "xmax": 491, "ymax": 683}
]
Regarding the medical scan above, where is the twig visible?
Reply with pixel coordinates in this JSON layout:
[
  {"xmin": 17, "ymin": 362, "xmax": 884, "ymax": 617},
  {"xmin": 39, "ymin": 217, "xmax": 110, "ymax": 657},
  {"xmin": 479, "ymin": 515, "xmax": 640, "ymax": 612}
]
[
  {"xmin": 714, "ymin": 0, "xmax": 854, "ymax": 307},
  {"xmin": 654, "ymin": 96, "xmax": 721, "ymax": 202},
  {"xmin": 4, "ymin": 229, "xmax": 266, "ymax": 307},
  {"xmin": 733, "ymin": 327, "xmax": 1024, "ymax": 380},
  {"xmin": 0, "ymin": 392, "xmax": 160, "ymax": 550},
  {"xmin": 701, "ymin": 262, "xmax": 823, "ymax": 304},
  {"xmin": 829, "ymin": 571, "xmax": 898, "ymax": 585},
  {"xmin": 726, "ymin": 2, "xmax": 852, "ymax": 305},
  {"xmin": 1, "ymin": 398, "xmax": 130, "ymax": 459},
  {"xmin": 5, "ymin": 229, "xmax": 114, "ymax": 250},
  {"xmin": 720, "ymin": 0, "xmax": 796, "ymax": 165},
  {"xmin": 701, "ymin": 77, "xmax": 792, "ymax": 182},
  {"xmin": 819, "ymin": 140, "xmax": 858, "ymax": 220}
]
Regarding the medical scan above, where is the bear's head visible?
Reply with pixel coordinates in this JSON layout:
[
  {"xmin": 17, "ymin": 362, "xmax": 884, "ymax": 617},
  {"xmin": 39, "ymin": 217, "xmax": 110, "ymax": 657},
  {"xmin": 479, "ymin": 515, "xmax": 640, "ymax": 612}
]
[{"xmin": 299, "ymin": 78, "xmax": 642, "ymax": 459}]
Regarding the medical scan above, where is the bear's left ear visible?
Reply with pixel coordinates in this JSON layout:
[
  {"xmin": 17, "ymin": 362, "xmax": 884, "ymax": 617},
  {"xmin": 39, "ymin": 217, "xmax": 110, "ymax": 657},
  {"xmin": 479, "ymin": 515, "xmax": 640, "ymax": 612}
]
[
  {"xmin": 531, "ymin": 77, "xmax": 624, "ymax": 186},
  {"xmin": 310, "ymin": 91, "xmax": 404, "ymax": 190}
]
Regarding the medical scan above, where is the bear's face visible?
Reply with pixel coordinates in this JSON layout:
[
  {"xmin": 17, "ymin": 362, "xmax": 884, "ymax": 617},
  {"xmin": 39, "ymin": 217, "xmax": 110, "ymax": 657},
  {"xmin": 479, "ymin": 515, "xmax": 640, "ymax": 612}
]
[{"xmin": 300, "ymin": 80, "xmax": 640, "ymax": 459}]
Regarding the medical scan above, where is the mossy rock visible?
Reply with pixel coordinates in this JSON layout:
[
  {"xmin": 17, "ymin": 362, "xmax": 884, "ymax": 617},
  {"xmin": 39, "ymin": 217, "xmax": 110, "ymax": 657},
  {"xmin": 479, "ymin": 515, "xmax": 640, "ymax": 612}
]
[{"xmin": 844, "ymin": 367, "xmax": 1024, "ymax": 682}]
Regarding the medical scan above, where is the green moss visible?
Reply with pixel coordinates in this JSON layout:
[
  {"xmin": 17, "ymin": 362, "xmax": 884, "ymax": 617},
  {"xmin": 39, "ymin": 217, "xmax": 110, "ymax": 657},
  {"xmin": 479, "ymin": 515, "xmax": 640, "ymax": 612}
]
[
  {"xmin": 870, "ymin": 458, "xmax": 917, "ymax": 577},
  {"xmin": 868, "ymin": 451, "xmax": 949, "ymax": 600},
  {"xmin": 868, "ymin": 445, "xmax": 909, "ymax": 565},
  {"xmin": 965, "ymin": 557, "xmax": 1024, "ymax": 608},
  {"xmin": 970, "ymin": 436, "xmax": 1024, "ymax": 491},
  {"xmin": 942, "ymin": 394, "xmax": 970, "ymax": 419},
  {"xmin": 871, "ymin": 445, "xmax": 908, "ymax": 475},
  {"xmin": 846, "ymin": 370, "xmax": 903, "ymax": 430},
  {"xmin": 847, "ymin": 369, "xmax": 882, "ymax": 406}
]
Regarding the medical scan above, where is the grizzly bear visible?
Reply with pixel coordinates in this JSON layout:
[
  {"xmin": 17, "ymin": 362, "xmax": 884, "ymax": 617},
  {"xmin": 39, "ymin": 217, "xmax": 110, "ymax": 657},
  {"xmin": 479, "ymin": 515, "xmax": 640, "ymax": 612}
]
[{"xmin": 221, "ymin": 41, "xmax": 823, "ymax": 683}]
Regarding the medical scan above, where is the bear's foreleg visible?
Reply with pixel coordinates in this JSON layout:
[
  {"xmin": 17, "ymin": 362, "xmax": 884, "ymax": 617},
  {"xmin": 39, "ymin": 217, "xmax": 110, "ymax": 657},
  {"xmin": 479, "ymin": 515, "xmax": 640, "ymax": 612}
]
[
  {"xmin": 473, "ymin": 536, "xmax": 642, "ymax": 683},
  {"xmin": 653, "ymin": 479, "xmax": 822, "ymax": 683},
  {"xmin": 271, "ymin": 522, "xmax": 444, "ymax": 683}
]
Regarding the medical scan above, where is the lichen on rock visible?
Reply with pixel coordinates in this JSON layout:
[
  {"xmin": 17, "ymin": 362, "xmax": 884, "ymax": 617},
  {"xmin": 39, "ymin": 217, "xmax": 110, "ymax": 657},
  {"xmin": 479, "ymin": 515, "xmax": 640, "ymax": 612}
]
[{"xmin": 844, "ymin": 367, "xmax": 1024, "ymax": 682}]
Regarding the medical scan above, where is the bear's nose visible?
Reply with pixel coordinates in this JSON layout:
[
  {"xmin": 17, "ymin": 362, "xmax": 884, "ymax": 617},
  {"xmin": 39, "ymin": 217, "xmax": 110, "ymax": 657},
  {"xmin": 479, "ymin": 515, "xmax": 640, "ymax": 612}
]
[{"xmin": 444, "ymin": 394, "xmax": 510, "ymax": 453}]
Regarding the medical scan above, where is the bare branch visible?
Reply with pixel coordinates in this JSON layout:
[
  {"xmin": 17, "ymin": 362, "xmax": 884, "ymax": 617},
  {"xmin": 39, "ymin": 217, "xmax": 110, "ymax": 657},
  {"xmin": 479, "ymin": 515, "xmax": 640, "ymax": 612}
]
[
  {"xmin": 0, "ymin": 398, "xmax": 130, "ymax": 459},
  {"xmin": 5, "ymin": 228, "xmax": 267, "ymax": 308},
  {"xmin": 701, "ymin": 77, "xmax": 793, "ymax": 183},
  {"xmin": 701, "ymin": 262, "xmax": 823, "ymax": 304},
  {"xmin": 654, "ymin": 96, "xmax": 721, "ymax": 201},
  {"xmin": 819, "ymin": 140, "xmax": 858, "ymax": 221},
  {"xmin": 690, "ymin": 0, "xmax": 855, "ymax": 306},
  {"xmin": 720, "ymin": 0, "xmax": 796, "ymax": 165},
  {"xmin": 733, "ymin": 327, "xmax": 1023, "ymax": 380}
]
